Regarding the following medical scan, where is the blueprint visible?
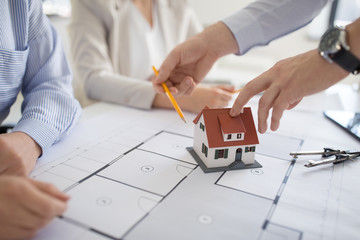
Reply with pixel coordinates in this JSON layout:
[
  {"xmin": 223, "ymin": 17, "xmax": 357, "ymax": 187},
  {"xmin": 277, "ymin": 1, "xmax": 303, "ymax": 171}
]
[{"xmin": 30, "ymin": 102, "xmax": 360, "ymax": 240}]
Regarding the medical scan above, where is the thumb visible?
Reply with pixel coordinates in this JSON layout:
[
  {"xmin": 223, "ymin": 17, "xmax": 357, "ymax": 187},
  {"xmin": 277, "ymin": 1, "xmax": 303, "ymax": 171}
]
[{"xmin": 155, "ymin": 48, "xmax": 180, "ymax": 84}]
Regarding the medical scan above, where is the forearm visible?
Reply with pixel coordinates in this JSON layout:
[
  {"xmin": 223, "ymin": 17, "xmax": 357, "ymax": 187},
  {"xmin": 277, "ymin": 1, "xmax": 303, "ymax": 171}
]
[
  {"xmin": 19, "ymin": 15, "xmax": 81, "ymax": 151},
  {"xmin": 346, "ymin": 18, "xmax": 360, "ymax": 59},
  {"xmin": 153, "ymin": 85, "xmax": 234, "ymax": 114},
  {"xmin": 86, "ymin": 72, "xmax": 156, "ymax": 109},
  {"xmin": 152, "ymin": 93, "xmax": 193, "ymax": 111},
  {"xmin": 152, "ymin": 92, "xmax": 204, "ymax": 113},
  {"xmin": 314, "ymin": 18, "xmax": 360, "ymax": 80},
  {"xmin": 19, "ymin": 74, "xmax": 81, "ymax": 150}
]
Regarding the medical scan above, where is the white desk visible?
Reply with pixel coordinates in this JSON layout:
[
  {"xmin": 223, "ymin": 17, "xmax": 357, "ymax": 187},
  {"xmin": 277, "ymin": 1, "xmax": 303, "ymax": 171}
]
[{"xmin": 29, "ymin": 85, "xmax": 360, "ymax": 240}]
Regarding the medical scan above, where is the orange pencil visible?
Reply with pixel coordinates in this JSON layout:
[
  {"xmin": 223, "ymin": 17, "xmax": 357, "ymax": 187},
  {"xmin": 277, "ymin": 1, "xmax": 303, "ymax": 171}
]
[
  {"xmin": 231, "ymin": 88, "xmax": 242, "ymax": 94},
  {"xmin": 152, "ymin": 66, "xmax": 186, "ymax": 123}
]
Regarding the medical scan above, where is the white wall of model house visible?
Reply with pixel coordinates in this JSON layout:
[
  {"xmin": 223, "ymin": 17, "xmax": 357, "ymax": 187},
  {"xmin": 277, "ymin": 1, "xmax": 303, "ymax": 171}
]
[{"xmin": 193, "ymin": 114, "xmax": 256, "ymax": 168}]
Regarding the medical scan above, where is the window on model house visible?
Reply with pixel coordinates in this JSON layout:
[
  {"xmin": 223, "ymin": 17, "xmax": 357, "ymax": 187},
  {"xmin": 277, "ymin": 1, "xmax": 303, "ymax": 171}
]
[
  {"xmin": 200, "ymin": 122, "xmax": 205, "ymax": 131},
  {"xmin": 227, "ymin": 134, "xmax": 231, "ymax": 140},
  {"xmin": 245, "ymin": 146, "xmax": 256, "ymax": 152},
  {"xmin": 237, "ymin": 133, "xmax": 242, "ymax": 139},
  {"xmin": 215, "ymin": 149, "xmax": 228, "ymax": 159},
  {"xmin": 202, "ymin": 143, "xmax": 208, "ymax": 157}
]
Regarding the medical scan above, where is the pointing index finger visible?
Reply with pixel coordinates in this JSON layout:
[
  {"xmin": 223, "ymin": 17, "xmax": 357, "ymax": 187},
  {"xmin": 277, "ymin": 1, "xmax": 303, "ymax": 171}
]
[{"xmin": 230, "ymin": 75, "xmax": 269, "ymax": 116}]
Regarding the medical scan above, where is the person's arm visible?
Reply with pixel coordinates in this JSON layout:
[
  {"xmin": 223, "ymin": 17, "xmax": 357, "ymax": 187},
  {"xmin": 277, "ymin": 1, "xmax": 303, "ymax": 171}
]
[
  {"xmin": 13, "ymin": 0, "xmax": 81, "ymax": 149},
  {"xmin": 68, "ymin": 0, "xmax": 156, "ymax": 109},
  {"xmin": 0, "ymin": 0, "xmax": 81, "ymax": 176},
  {"xmin": 153, "ymin": 84, "xmax": 234, "ymax": 113},
  {"xmin": 153, "ymin": 0, "xmax": 331, "ymax": 95},
  {"xmin": 347, "ymin": 18, "xmax": 360, "ymax": 60},
  {"xmin": 0, "ymin": 176, "xmax": 69, "ymax": 239},
  {"xmin": 230, "ymin": 18, "xmax": 360, "ymax": 133},
  {"xmin": 153, "ymin": 22, "xmax": 238, "ymax": 95}
]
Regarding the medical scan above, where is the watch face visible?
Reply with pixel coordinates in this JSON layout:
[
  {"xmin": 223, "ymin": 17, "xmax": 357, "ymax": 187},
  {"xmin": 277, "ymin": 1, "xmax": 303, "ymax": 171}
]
[{"xmin": 319, "ymin": 28, "xmax": 341, "ymax": 54}]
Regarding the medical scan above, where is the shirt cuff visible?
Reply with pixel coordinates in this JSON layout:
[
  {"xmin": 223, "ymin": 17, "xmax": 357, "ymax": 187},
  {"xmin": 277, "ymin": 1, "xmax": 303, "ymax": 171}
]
[
  {"xmin": 131, "ymin": 83, "xmax": 157, "ymax": 109},
  {"xmin": 221, "ymin": 10, "xmax": 265, "ymax": 55},
  {"xmin": 12, "ymin": 118, "xmax": 60, "ymax": 153},
  {"xmin": 115, "ymin": 81, "xmax": 156, "ymax": 110}
]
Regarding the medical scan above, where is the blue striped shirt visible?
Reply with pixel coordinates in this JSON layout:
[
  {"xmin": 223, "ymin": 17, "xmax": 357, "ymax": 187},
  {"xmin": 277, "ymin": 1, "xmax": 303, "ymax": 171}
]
[{"xmin": 0, "ymin": 0, "xmax": 81, "ymax": 152}]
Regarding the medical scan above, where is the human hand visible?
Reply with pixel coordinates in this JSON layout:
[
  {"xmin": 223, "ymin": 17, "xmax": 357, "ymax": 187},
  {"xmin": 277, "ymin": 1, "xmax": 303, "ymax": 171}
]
[
  {"xmin": 153, "ymin": 22, "xmax": 239, "ymax": 95},
  {"xmin": 230, "ymin": 49, "xmax": 348, "ymax": 133},
  {"xmin": 152, "ymin": 35, "xmax": 216, "ymax": 96},
  {"xmin": 0, "ymin": 132, "xmax": 42, "ymax": 176},
  {"xmin": 184, "ymin": 84, "xmax": 235, "ymax": 113},
  {"xmin": 0, "ymin": 176, "xmax": 69, "ymax": 239}
]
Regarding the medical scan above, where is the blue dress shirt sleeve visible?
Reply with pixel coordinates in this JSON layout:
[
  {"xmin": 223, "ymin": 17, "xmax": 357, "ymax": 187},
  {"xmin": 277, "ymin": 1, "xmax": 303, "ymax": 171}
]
[
  {"xmin": 222, "ymin": 0, "xmax": 332, "ymax": 54},
  {"xmin": 8, "ymin": 0, "xmax": 81, "ymax": 152}
]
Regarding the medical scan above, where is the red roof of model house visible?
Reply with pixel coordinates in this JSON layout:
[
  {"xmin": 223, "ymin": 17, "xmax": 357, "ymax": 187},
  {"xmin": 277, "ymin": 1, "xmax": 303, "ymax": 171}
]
[{"xmin": 193, "ymin": 107, "xmax": 259, "ymax": 148}]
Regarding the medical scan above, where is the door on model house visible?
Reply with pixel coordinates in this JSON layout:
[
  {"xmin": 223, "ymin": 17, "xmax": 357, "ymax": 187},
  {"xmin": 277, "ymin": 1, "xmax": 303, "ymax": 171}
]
[{"xmin": 235, "ymin": 148, "xmax": 242, "ymax": 161}]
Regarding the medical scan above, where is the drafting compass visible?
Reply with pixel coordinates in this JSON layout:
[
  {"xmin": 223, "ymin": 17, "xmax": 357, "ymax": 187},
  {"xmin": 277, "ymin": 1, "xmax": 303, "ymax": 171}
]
[{"xmin": 290, "ymin": 148, "xmax": 360, "ymax": 168}]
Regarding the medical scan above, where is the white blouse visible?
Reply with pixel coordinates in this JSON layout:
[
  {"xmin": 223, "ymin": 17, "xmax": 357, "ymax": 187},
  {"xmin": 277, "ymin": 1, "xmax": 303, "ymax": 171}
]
[
  {"xmin": 128, "ymin": 1, "xmax": 167, "ymax": 80},
  {"xmin": 69, "ymin": 0, "xmax": 203, "ymax": 108}
]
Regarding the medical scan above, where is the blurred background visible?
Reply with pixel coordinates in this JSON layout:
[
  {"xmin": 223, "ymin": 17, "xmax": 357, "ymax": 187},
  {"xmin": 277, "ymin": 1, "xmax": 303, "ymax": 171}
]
[
  {"xmin": 43, "ymin": 0, "xmax": 360, "ymax": 90},
  {"xmin": 4, "ymin": 0, "xmax": 360, "ymax": 124}
]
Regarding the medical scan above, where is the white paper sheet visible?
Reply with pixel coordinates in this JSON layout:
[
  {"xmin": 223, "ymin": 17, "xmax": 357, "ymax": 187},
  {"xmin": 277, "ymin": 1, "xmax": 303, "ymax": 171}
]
[
  {"xmin": 30, "ymin": 101, "xmax": 360, "ymax": 240},
  {"xmin": 98, "ymin": 149, "xmax": 195, "ymax": 196},
  {"xmin": 64, "ymin": 176, "xmax": 162, "ymax": 239}
]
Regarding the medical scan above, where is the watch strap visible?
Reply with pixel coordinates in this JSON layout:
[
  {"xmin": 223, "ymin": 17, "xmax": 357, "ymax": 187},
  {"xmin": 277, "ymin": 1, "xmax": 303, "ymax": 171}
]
[{"xmin": 333, "ymin": 48, "xmax": 360, "ymax": 74}]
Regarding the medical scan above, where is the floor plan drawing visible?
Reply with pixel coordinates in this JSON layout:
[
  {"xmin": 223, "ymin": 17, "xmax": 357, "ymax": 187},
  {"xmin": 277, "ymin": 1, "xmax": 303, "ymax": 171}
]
[{"xmin": 30, "ymin": 103, "xmax": 360, "ymax": 240}]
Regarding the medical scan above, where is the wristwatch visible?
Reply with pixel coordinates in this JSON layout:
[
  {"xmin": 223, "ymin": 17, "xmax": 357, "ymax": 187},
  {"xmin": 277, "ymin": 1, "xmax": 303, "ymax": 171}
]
[{"xmin": 318, "ymin": 26, "xmax": 360, "ymax": 75}]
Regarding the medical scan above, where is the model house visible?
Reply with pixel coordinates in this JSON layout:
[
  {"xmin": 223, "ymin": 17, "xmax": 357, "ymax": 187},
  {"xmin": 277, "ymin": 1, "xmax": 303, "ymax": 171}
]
[{"xmin": 188, "ymin": 107, "xmax": 261, "ymax": 173}]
